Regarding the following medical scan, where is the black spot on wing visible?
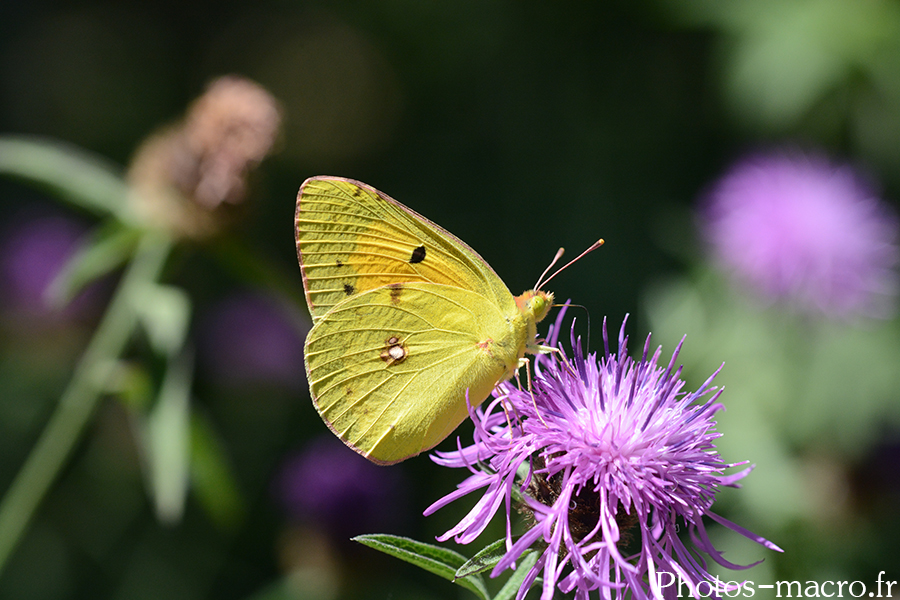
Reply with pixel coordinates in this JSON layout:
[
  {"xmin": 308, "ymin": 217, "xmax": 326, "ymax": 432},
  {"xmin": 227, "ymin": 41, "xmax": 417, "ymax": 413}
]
[
  {"xmin": 409, "ymin": 245, "xmax": 426, "ymax": 264},
  {"xmin": 343, "ymin": 283, "xmax": 355, "ymax": 296},
  {"xmin": 336, "ymin": 259, "xmax": 344, "ymax": 268}
]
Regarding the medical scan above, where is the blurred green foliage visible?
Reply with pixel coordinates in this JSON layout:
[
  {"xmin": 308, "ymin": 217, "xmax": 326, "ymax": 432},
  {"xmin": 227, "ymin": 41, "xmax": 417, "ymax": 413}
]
[{"xmin": 1, "ymin": 1, "xmax": 899, "ymax": 599}]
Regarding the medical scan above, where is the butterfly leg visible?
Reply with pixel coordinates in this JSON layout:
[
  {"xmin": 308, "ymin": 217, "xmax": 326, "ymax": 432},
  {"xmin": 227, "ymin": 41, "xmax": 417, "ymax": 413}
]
[
  {"xmin": 526, "ymin": 342, "xmax": 557, "ymax": 355},
  {"xmin": 518, "ymin": 357, "xmax": 550, "ymax": 428}
]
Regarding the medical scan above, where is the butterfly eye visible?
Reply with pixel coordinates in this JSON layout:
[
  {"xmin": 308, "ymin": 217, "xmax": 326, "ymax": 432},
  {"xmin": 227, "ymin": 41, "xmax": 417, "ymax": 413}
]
[{"xmin": 530, "ymin": 292, "xmax": 553, "ymax": 323}]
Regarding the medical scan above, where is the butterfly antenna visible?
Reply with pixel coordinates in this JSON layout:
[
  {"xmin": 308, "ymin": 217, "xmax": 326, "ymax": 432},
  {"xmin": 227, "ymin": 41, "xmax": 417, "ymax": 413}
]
[
  {"xmin": 534, "ymin": 247, "xmax": 566, "ymax": 291},
  {"xmin": 544, "ymin": 303, "xmax": 592, "ymax": 372},
  {"xmin": 536, "ymin": 238, "xmax": 605, "ymax": 291}
]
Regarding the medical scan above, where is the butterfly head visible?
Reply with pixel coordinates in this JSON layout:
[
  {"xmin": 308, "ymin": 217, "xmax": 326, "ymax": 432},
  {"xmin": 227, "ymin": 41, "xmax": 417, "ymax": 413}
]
[{"xmin": 517, "ymin": 290, "xmax": 554, "ymax": 324}]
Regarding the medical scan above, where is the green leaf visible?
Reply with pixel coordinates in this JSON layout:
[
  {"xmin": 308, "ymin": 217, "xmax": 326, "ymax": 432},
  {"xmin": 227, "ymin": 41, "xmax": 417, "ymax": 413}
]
[
  {"xmin": 132, "ymin": 282, "xmax": 192, "ymax": 357},
  {"xmin": 190, "ymin": 413, "xmax": 246, "ymax": 529},
  {"xmin": 142, "ymin": 352, "xmax": 193, "ymax": 525},
  {"xmin": 353, "ymin": 534, "xmax": 490, "ymax": 600},
  {"xmin": 493, "ymin": 550, "xmax": 539, "ymax": 600},
  {"xmin": 47, "ymin": 222, "xmax": 142, "ymax": 308},
  {"xmin": 0, "ymin": 135, "xmax": 134, "ymax": 222},
  {"xmin": 107, "ymin": 361, "xmax": 155, "ymax": 411},
  {"xmin": 511, "ymin": 460, "xmax": 532, "ymax": 504},
  {"xmin": 456, "ymin": 538, "xmax": 508, "ymax": 578}
]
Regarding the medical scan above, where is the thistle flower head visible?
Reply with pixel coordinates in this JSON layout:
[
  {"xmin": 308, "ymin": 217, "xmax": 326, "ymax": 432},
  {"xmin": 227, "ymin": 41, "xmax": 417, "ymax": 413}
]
[
  {"xmin": 0, "ymin": 211, "xmax": 83, "ymax": 312},
  {"xmin": 0, "ymin": 209, "xmax": 103, "ymax": 322},
  {"xmin": 425, "ymin": 310, "xmax": 780, "ymax": 600},
  {"xmin": 274, "ymin": 436, "xmax": 408, "ymax": 541},
  {"xmin": 702, "ymin": 150, "xmax": 899, "ymax": 318},
  {"xmin": 198, "ymin": 293, "xmax": 307, "ymax": 391}
]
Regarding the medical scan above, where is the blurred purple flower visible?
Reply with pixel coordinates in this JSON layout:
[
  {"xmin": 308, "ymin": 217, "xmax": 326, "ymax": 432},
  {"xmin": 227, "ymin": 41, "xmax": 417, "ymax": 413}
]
[
  {"xmin": 702, "ymin": 150, "xmax": 899, "ymax": 317},
  {"xmin": 0, "ymin": 209, "xmax": 95, "ymax": 318},
  {"xmin": 198, "ymin": 292, "xmax": 308, "ymax": 390},
  {"xmin": 425, "ymin": 311, "xmax": 780, "ymax": 600},
  {"xmin": 274, "ymin": 435, "xmax": 408, "ymax": 540}
]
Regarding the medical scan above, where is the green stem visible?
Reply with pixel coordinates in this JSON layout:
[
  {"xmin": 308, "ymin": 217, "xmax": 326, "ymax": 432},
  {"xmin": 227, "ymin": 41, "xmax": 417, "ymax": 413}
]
[{"xmin": 0, "ymin": 230, "xmax": 173, "ymax": 575}]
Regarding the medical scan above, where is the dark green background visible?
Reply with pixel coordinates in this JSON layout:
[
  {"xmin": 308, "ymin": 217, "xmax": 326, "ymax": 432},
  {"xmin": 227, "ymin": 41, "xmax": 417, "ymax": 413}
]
[{"xmin": 2, "ymin": 1, "xmax": 899, "ymax": 599}]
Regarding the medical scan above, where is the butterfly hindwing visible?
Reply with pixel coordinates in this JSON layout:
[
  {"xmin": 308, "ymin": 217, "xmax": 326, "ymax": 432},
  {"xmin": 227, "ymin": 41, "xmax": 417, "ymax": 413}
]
[
  {"xmin": 295, "ymin": 177, "xmax": 513, "ymax": 323},
  {"xmin": 304, "ymin": 282, "xmax": 526, "ymax": 464}
]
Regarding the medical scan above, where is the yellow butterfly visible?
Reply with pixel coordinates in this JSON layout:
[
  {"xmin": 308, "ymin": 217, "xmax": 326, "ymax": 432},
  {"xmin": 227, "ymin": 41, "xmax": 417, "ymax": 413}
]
[{"xmin": 295, "ymin": 176, "xmax": 561, "ymax": 465}]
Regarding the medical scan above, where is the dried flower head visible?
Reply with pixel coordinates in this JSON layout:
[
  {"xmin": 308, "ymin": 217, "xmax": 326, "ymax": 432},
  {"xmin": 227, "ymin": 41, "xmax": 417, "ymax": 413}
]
[
  {"xmin": 702, "ymin": 150, "xmax": 899, "ymax": 318},
  {"xmin": 179, "ymin": 76, "xmax": 282, "ymax": 209},
  {"xmin": 128, "ymin": 76, "xmax": 281, "ymax": 238},
  {"xmin": 425, "ymin": 311, "xmax": 780, "ymax": 600}
]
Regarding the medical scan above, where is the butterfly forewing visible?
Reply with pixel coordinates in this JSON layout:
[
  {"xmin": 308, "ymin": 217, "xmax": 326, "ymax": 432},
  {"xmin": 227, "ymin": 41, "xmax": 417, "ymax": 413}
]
[{"xmin": 295, "ymin": 177, "xmax": 513, "ymax": 323}]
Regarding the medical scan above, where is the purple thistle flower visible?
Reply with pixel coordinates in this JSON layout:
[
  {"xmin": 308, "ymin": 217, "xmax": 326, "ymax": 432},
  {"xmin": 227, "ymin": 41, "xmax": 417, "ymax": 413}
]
[
  {"xmin": 197, "ymin": 292, "xmax": 308, "ymax": 390},
  {"xmin": 701, "ymin": 150, "xmax": 899, "ymax": 318},
  {"xmin": 425, "ymin": 310, "xmax": 780, "ymax": 600},
  {"xmin": 273, "ymin": 435, "xmax": 409, "ymax": 541},
  {"xmin": 0, "ymin": 208, "xmax": 101, "ymax": 321}
]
